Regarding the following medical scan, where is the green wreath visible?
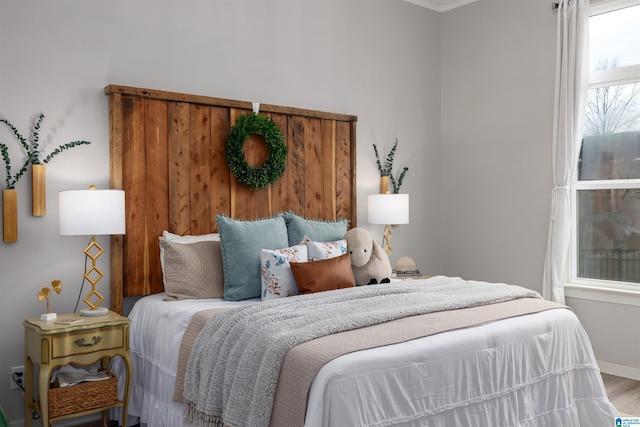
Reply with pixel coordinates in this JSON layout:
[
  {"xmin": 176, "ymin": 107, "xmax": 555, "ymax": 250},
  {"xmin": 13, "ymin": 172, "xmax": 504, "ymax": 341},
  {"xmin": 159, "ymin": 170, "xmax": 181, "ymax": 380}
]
[{"xmin": 225, "ymin": 114, "xmax": 287, "ymax": 189}]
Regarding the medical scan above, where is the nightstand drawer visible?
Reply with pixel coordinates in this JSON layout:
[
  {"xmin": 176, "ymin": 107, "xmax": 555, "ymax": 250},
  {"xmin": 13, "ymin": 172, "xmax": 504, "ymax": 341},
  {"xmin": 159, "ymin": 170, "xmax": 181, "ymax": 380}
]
[{"xmin": 52, "ymin": 327, "xmax": 123, "ymax": 358}]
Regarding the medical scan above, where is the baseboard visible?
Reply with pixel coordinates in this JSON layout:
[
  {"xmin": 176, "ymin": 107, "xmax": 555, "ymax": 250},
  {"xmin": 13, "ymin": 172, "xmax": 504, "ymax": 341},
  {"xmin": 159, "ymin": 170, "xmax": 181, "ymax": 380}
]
[{"xmin": 598, "ymin": 359, "xmax": 640, "ymax": 381}]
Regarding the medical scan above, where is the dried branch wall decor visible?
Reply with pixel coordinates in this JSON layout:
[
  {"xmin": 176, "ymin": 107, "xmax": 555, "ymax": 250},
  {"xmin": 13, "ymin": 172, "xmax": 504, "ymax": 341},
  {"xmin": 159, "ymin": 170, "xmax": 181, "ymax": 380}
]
[
  {"xmin": 373, "ymin": 138, "xmax": 409, "ymax": 194},
  {"xmin": 0, "ymin": 113, "xmax": 91, "ymax": 242},
  {"xmin": 0, "ymin": 118, "xmax": 31, "ymax": 190},
  {"xmin": 27, "ymin": 113, "xmax": 92, "ymax": 216},
  {"xmin": 0, "ymin": 113, "xmax": 91, "ymax": 221}
]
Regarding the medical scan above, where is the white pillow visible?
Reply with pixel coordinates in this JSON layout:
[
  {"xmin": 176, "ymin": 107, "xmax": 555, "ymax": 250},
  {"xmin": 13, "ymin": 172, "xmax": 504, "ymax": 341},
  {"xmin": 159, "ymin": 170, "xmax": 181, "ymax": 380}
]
[
  {"xmin": 299, "ymin": 235, "xmax": 348, "ymax": 261},
  {"xmin": 260, "ymin": 245, "xmax": 307, "ymax": 300},
  {"xmin": 162, "ymin": 230, "xmax": 220, "ymax": 242},
  {"xmin": 160, "ymin": 231, "xmax": 221, "ymax": 287}
]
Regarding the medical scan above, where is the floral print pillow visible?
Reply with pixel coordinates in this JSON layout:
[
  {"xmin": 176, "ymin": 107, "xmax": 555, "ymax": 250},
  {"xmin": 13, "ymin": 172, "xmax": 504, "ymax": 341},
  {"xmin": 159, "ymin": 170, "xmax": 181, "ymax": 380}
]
[
  {"xmin": 260, "ymin": 244, "xmax": 308, "ymax": 300},
  {"xmin": 299, "ymin": 235, "xmax": 348, "ymax": 261}
]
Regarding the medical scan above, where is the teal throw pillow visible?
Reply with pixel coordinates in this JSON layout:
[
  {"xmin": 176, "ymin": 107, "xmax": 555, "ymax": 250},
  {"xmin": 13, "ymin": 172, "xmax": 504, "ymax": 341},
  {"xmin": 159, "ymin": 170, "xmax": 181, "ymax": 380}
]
[
  {"xmin": 284, "ymin": 212, "xmax": 349, "ymax": 247},
  {"xmin": 216, "ymin": 214, "xmax": 289, "ymax": 301}
]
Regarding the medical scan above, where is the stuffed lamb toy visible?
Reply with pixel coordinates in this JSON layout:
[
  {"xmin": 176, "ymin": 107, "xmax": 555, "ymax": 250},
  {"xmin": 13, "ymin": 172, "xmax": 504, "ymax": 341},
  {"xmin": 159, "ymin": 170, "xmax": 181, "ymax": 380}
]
[{"xmin": 344, "ymin": 227, "xmax": 392, "ymax": 286}]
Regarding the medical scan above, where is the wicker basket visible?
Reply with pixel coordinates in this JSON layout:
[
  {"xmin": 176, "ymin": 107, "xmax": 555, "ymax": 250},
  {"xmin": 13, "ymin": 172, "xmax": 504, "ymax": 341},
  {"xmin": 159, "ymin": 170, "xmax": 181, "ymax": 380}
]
[{"xmin": 49, "ymin": 371, "xmax": 118, "ymax": 419}]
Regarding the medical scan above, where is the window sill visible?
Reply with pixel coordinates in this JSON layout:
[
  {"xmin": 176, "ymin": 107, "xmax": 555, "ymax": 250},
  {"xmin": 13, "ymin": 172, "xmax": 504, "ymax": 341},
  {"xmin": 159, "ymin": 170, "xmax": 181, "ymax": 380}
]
[{"xmin": 565, "ymin": 283, "xmax": 640, "ymax": 307}]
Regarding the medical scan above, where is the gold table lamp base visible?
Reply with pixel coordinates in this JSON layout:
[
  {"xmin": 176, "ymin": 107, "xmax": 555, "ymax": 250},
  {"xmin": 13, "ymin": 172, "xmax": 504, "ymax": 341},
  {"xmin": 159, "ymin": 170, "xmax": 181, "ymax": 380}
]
[
  {"xmin": 80, "ymin": 236, "xmax": 108, "ymax": 317},
  {"xmin": 382, "ymin": 224, "xmax": 393, "ymax": 257}
]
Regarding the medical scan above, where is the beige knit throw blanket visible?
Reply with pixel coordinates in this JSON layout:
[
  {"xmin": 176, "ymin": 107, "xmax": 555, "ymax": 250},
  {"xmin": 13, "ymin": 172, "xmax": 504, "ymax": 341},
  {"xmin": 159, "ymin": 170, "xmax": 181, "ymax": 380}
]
[{"xmin": 183, "ymin": 276, "xmax": 541, "ymax": 427}]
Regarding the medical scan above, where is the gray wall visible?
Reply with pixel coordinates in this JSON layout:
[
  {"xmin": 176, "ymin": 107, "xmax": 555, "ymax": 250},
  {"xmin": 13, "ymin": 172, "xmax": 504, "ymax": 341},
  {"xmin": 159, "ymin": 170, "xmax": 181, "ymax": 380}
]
[
  {"xmin": 441, "ymin": 0, "xmax": 640, "ymax": 381},
  {"xmin": 0, "ymin": 1, "xmax": 440, "ymax": 423},
  {"xmin": 441, "ymin": 0, "xmax": 556, "ymax": 291}
]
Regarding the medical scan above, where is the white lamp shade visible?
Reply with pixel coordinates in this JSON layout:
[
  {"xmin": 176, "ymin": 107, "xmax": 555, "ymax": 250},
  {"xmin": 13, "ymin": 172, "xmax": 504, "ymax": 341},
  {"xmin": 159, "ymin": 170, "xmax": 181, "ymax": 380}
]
[
  {"xmin": 367, "ymin": 194, "xmax": 409, "ymax": 225},
  {"xmin": 59, "ymin": 189, "xmax": 126, "ymax": 236}
]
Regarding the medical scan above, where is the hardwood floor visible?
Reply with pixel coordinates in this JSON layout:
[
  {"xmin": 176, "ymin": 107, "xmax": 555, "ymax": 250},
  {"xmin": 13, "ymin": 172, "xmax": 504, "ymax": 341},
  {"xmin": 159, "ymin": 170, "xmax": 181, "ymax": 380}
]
[
  {"xmin": 76, "ymin": 420, "xmax": 135, "ymax": 427},
  {"xmin": 603, "ymin": 373, "xmax": 640, "ymax": 416}
]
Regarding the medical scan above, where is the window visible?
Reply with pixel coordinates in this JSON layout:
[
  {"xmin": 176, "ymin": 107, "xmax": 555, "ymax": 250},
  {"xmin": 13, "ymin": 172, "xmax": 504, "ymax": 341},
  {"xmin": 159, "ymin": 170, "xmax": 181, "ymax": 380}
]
[{"xmin": 572, "ymin": 0, "xmax": 640, "ymax": 290}]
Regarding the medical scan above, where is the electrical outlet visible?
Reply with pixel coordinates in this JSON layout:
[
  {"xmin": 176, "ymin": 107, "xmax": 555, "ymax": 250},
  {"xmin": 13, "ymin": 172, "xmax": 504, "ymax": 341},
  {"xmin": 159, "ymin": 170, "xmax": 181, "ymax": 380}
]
[{"xmin": 10, "ymin": 366, "xmax": 24, "ymax": 390}]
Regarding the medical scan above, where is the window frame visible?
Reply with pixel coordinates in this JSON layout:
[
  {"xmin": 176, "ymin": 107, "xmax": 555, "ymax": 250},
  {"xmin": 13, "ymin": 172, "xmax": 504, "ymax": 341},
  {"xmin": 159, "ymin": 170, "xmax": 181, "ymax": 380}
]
[{"xmin": 569, "ymin": 0, "xmax": 640, "ymax": 293}]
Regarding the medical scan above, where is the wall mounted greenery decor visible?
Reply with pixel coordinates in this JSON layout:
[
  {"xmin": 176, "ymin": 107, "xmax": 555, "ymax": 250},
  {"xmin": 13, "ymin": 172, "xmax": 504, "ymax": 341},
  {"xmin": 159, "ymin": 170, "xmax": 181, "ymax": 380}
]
[
  {"xmin": 1, "ymin": 189, "xmax": 17, "ymax": 243},
  {"xmin": 0, "ymin": 112, "xmax": 91, "ymax": 242},
  {"xmin": 373, "ymin": 138, "xmax": 409, "ymax": 194},
  {"xmin": 0, "ymin": 119, "xmax": 31, "ymax": 191},
  {"xmin": 26, "ymin": 114, "xmax": 92, "ymax": 166},
  {"xmin": 0, "ymin": 113, "xmax": 91, "ymax": 188},
  {"xmin": 225, "ymin": 113, "xmax": 287, "ymax": 190},
  {"xmin": 24, "ymin": 113, "xmax": 91, "ymax": 216},
  {"xmin": 0, "ymin": 117, "xmax": 30, "ymax": 242}
]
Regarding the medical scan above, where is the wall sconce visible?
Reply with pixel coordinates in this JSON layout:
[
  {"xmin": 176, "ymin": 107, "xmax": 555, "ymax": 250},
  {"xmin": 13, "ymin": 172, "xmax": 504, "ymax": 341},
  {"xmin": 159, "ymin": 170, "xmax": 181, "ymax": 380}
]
[
  {"xmin": 367, "ymin": 193, "xmax": 409, "ymax": 257},
  {"xmin": 59, "ymin": 186, "xmax": 125, "ymax": 316}
]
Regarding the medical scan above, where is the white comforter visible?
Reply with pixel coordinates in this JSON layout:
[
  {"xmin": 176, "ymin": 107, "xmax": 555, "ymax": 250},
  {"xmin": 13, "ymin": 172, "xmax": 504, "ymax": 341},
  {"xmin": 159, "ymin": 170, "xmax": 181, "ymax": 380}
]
[
  {"xmin": 111, "ymin": 295, "xmax": 260, "ymax": 427},
  {"xmin": 111, "ymin": 281, "xmax": 617, "ymax": 427},
  {"xmin": 305, "ymin": 307, "xmax": 616, "ymax": 426}
]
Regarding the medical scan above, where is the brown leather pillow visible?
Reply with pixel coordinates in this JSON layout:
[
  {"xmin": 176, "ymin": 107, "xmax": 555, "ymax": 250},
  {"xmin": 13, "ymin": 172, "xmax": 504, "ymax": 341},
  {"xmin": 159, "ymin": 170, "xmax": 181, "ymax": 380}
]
[{"xmin": 290, "ymin": 253, "xmax": 356, "ymax": 294}]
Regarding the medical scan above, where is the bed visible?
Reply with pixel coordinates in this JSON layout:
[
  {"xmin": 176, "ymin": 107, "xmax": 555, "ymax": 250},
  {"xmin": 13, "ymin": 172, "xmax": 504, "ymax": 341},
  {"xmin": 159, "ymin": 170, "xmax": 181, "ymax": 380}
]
[
  {"xmin": 111, "ymin": 281, "xmax": 618, "ymax": 427},
  {"xmin": 105, "ymin": 86, "xmax": 618, "ymax": 426}
]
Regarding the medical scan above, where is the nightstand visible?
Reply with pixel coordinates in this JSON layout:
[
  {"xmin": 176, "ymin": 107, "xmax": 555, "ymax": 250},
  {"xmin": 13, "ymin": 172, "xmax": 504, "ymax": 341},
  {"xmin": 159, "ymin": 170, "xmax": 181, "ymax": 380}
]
[
  {"xmin": 23, "ymin": 311, "xmax": 132, "ymax": 427},
  {"xmin": 392, "ymin": 273, "xmax": 432, "ymax": 281}
]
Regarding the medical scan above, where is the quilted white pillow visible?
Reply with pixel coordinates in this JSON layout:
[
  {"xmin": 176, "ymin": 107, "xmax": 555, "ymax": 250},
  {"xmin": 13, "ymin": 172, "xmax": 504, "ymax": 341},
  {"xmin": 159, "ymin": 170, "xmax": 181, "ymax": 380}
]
[{"xmin": 260, "ymin": 245, "xmax": 308, "ymax": 300}]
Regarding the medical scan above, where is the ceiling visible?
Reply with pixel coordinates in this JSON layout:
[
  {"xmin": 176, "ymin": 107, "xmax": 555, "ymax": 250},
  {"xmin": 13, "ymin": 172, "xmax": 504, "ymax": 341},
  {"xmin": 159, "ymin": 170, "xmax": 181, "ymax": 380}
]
[{"xmin": 404, "ymin": 0, "xmax": 479, "ymax": 12}]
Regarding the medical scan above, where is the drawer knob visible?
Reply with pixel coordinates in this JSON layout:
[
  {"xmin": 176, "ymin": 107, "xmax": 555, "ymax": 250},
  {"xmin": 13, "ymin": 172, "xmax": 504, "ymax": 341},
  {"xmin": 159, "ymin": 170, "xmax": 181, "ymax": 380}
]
[{"xmin": 74, "ymin": 336, "xmax": 103, "ymax": 347}]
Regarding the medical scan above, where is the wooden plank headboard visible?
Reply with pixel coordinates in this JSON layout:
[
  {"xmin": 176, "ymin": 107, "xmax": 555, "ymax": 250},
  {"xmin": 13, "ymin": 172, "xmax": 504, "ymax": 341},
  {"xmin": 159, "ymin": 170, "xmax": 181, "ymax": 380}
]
[{"xmin": 105, "ymin": 85, "xmax": 358, "ymax": 314}]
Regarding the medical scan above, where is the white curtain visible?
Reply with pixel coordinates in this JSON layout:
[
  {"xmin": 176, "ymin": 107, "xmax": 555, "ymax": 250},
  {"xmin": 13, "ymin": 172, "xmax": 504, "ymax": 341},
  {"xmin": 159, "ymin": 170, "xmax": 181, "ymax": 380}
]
[{"xmin": 543, "ymin": 0, "xmax": 590, "ymax": 304}]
